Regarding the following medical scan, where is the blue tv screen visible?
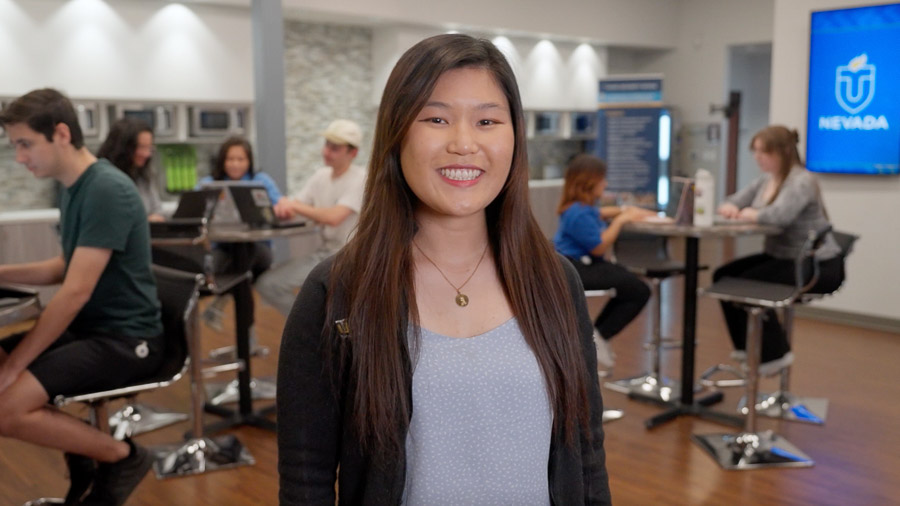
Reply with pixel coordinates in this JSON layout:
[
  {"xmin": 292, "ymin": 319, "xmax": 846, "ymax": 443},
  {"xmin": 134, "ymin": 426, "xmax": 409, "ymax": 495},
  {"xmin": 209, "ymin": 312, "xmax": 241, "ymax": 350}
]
[{"xmin": 807, "ymin": 3, "xmax": 900, "ymax": 175}]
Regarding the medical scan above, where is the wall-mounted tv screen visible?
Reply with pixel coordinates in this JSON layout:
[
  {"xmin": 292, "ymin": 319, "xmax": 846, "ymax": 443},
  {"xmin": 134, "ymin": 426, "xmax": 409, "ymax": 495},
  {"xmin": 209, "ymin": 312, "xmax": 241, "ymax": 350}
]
[{"xmin": 807, "ymin": 3, "xmax": 900, "ymax": 175}]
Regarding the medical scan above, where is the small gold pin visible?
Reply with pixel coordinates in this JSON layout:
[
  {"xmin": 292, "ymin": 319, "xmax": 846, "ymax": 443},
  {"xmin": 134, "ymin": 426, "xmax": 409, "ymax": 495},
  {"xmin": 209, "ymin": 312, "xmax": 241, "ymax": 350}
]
[{"xmin": 335, "ymin": 319, "xmax": 350, "ymax": 338}]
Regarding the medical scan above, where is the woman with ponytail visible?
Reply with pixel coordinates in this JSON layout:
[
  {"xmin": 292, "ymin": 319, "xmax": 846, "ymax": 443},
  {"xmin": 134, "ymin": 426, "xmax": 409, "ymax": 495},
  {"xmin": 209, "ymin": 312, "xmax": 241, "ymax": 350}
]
[
  {"xmin": 715, "ymin": 125, "xmax": 844, "ymax": 375},
  {"xmin": 277, "ymin": 34, "xmax": 611, "ymax": 505}
]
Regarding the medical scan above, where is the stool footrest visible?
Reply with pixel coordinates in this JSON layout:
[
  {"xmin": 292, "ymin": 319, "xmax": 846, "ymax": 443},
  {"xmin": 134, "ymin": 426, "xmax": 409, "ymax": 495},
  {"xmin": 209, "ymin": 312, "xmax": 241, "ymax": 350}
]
[
  {"xmin": 698, "ymin": 363, "xmax": 746, "ymax": 389},
  {"xmin": 606, "ymin": 373, "xmax": 680, "ymax": 403},
  {"xmin": 205, "ymin": 377, "xmax": 277, "ymax": 405},
  {"xmin": 692, "ymin": 430, "xmax": 814, "ymax": 470},
  {"xmin": 738, "ymin": 390, "xmax": 829, "ymax": 425},
  {"xmin": 109, "ymin": 402, "xmax": 189, "ymax": 438}
]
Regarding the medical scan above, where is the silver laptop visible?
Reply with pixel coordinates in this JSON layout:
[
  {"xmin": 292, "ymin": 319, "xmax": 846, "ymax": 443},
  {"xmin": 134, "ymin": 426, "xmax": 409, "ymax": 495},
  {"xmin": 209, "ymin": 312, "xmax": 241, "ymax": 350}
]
[{"xmin": 199, "ymin": 180, "xmax": 254, "ymax": 225}]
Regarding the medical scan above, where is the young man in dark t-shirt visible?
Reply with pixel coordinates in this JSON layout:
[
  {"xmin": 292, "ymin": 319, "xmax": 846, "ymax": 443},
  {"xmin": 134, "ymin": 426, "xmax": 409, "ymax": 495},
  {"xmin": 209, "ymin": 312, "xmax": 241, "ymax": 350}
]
[{"xmin": 0, "ymin": 89, "xmax": 162, "ymax": 505}]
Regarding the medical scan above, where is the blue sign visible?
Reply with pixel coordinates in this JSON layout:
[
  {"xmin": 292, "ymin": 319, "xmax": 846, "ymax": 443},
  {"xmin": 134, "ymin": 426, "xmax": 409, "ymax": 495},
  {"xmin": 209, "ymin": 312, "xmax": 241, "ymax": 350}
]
[
  {"xmin": 598, "ymin": 77, "xmax": 663, "ymax": 104},
  {"xmin": 807, "ymin": 4, "xmax": 900, "ymax": 175},
  {"xmin": 591, "ymin": 107, "xmax": 668, "ymax": 209}
]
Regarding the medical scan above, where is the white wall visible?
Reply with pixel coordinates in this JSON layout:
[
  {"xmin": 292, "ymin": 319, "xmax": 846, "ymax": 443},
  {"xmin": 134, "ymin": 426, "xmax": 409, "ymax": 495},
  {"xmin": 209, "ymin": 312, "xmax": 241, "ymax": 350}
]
[
  {"xmin": 630, "ymin": 0, "xmax": 775, "ymax": 123},
  {"xmin": 771, "ymin": 0, "xmax": 900, "ymax": 320},
  {"xmin": 371, "ymin": 26, "xmax": 608, "ymax": 110},
  {"xmin": 287, "ymin": 0, "xmax": 679, "ymax": 49},
  {"xmin": 0, "ymin": 0, "xmax": 253, "ymax": 101}
]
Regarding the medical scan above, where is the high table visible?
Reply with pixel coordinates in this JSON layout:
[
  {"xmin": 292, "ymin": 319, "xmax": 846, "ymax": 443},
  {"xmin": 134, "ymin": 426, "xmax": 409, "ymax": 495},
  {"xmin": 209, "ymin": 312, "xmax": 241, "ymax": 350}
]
[
  {"xmin": 623, "ymin": 220, "xmax": 781, "ymax": 429},
  {"xmin": 152, "ymin": 222, "xmax": 317, "ymax": 435},
  {"xmin": 201, "ymin": 224, "xmax": 317, "ymax": 434}
]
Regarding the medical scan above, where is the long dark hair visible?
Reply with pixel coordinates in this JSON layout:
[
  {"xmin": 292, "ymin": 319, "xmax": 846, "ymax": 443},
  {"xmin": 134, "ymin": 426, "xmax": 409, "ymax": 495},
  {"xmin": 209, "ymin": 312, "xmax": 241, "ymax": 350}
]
[
  {"xmin": 327, "ymin": 33, "xmax": 589, "ymax": 454},
  {"xmin": 558, "ymin": 154, "xmax": 607, "ymax": 214},
  {"xmin": 212, "ymin": 136, "xmax": 255, "ymax": 180},
  {"xmin": 97, "ymin": 118, "xmax": 154, "ymax": 182}
]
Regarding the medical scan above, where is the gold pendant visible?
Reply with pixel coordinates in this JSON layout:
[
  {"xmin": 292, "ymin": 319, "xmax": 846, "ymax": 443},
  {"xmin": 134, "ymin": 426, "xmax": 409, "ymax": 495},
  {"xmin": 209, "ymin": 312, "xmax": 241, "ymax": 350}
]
[{"xmin": 455, "ymin": 293, "xmax": 469, "ymax": 307}]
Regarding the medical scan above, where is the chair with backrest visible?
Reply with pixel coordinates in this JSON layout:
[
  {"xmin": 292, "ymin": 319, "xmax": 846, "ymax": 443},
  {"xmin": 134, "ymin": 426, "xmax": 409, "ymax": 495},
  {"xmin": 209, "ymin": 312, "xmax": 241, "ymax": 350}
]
[
  {"xmin": 742, "ymin": 230, "xmax": 859, "ymax": 425},
  {"xmin": 149, "ymin": 265, "xmax": 255, "ymax": 479},
  {"xmin": 102, "ymin": 210, "xmax": 253, "ymax": 437},
  {"xmin": 605, "ymin": 231, "xmax": 702, "ymax": 404},
  {"xmin": 24, "ymin": 265, "xmax": 204, "ymax": 505},
  {"xmin": 691, "ymin": 226, "xmax": 833, "ymax": 470},
  {"xmin": 150, "ymin": 210, "xmax": 273, "ymax": 409}
]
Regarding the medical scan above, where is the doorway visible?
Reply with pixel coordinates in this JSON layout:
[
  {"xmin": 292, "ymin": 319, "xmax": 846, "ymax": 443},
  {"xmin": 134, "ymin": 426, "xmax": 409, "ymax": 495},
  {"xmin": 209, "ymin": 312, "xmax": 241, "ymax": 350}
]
[{"xmin": 727, "ymin": 43, "xmax": 772, "ymax": 192}]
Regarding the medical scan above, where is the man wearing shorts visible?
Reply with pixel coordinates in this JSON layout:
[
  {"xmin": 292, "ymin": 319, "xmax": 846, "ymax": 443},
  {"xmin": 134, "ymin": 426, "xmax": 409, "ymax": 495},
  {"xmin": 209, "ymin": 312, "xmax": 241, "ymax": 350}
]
[{"xmin": 0, "ymin": 89, "xmax": 163, "ymax": 505}]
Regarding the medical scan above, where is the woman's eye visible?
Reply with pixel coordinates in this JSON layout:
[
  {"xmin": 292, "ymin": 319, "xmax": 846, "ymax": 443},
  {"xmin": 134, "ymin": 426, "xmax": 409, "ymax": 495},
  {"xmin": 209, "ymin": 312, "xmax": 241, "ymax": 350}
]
[
  {"xmin": 478, "ymin": 119, "xmax": 497, "ymax": 126},
  {"xmin": 423, "ymin": 117, "xmax": 447, "ymax": 124}
]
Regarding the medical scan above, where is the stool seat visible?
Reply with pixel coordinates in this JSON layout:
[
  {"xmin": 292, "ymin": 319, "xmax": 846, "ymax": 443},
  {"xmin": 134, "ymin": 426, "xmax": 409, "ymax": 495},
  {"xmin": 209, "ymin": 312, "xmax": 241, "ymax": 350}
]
[
  {"xmin": 702, "ymin": 277, "xmax": 796, "ymax": 308},
  {"xmin": 621, "ymin": 259, "xmax": 706, "ymax": 279},
  {"xmin": 584, "ymin": 288, "xmax": 616, "ymax": 298}
]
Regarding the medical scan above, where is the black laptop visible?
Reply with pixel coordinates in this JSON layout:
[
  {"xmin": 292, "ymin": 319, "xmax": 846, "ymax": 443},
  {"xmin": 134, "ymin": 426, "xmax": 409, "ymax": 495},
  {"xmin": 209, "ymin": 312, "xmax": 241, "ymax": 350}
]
[
  {"xmin": 172, "ymin": 188, "xmax": 223, "ymax": 221},
  {"xmin": 150, "ymin": 189, "xmax": 222, "ymax": 239},
  {"xmin": 228, "ymin": 185, "xmax": 308, "ymax": 229}
]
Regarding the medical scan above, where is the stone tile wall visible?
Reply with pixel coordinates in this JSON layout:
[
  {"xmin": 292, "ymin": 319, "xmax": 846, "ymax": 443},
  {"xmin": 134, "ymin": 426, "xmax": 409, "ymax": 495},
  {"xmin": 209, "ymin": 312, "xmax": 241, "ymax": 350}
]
[
  {"xmin": 0, "ymin": 147, "xmax": 57, "ymax": 211},
  {"xmin": 283, "ymin": 21, "xmax": 376, "ymax": 196}
]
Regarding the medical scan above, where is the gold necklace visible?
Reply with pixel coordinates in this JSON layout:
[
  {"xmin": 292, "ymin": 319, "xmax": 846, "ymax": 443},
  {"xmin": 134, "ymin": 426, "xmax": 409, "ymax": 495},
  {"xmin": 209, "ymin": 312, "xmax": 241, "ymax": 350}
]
[{"xmin": 413, "ymin": 241, "xmax": 489, "ymax": 307}]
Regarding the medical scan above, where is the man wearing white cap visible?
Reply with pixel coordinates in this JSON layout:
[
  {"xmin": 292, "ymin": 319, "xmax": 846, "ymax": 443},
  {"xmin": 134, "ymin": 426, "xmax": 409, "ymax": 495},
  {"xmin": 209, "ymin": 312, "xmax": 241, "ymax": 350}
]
[{"xmin": 256, "ymin": 119, "xmax": 366, "ymax": 316}]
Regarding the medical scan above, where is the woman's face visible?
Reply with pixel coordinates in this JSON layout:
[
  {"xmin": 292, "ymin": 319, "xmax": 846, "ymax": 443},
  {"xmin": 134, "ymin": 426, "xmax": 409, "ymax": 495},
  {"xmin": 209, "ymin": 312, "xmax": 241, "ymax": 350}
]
[
  {"xmin": 133, "ymin": 131, "xmax": 154, "ymax": 169},
  {"xmin": 400, "ymin": 66, "xmax": 514, "ymax": 220},
  {"xmin": 752, "ymin": 138, "xmax": 781, "ymax": 174},
  {"xmin": 224, "ymin": 145, "xmax": 251, "ymax": 180}
]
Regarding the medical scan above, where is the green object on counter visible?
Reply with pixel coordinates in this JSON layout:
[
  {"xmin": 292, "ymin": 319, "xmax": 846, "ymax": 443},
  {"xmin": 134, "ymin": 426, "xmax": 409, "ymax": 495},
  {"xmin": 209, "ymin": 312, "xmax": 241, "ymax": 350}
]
[{"xmin": 159, "ymin": 144, "xmax": 198, "ymax": 193}]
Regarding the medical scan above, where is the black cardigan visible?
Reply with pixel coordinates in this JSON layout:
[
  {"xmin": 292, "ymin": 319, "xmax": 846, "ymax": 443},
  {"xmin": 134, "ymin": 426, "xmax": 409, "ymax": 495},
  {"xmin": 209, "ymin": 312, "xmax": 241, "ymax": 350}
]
[{"xmin": 277, "ymin": 254, "xmax": 612, "ymax": 505}]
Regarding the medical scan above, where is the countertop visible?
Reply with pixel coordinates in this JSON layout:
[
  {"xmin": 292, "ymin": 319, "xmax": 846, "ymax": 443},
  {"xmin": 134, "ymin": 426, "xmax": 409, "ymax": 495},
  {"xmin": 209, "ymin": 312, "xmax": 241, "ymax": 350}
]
[{"xmin": 0, "ymin": 208, "xmax": 60, "ymax": 225}]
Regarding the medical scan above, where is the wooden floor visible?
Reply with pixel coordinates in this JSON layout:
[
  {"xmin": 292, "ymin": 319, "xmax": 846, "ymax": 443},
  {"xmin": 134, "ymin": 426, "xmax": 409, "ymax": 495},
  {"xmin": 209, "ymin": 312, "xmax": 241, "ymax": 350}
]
[{"xmin": 2, "ymin": 247, "xmax": 899, "ymax": 505}]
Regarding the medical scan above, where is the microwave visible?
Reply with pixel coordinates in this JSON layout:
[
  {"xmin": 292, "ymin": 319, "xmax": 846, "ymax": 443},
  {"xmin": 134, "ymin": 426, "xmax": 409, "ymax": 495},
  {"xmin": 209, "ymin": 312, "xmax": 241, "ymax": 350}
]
[
  {"xmin": 533, "ymin": 111, "xmax": 561, "ymax": 137},
  {"xmin": 112, "ymin": 103, "xmax": 177, "ymax": 138},
  {"xmin": 570, "ymin": 111, "xmax": 598, "ymax": 138},
  {"xmin": 189, "ymin": 106, "xmax": 247, "ymax": 137},
  {"xmin": 74, "ymin": 102, "xmax": 100, "ymax": 138}
]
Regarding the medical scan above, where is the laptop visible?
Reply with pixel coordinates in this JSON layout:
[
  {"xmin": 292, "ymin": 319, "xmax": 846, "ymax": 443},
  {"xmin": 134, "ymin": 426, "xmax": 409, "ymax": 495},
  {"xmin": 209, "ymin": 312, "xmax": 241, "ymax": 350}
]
[
  {"xmin": 172, "ymin": 188, "xmax": 222, "ymax": 221},
  {"xmin": 199, "ymin": 181, "xmax": 246, "ymax": 225},
  {"xmin": 671, "ymin": 177, "xmax": 694, "ymax": 225},
  {"xmin": 228, "ymin": 185, "xmax": 308, "ymax": 229},
  {"xmin": 151, "ymin": 189, "xmax": 223, "ymax": 239}
]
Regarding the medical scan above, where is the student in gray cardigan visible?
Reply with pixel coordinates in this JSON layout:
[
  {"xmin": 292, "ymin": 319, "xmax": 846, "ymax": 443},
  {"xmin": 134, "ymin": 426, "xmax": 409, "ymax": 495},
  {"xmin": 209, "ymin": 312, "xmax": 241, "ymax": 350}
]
[{"xmin": 715, "ymin": 125, "xmax": 845, "ymax": 375}]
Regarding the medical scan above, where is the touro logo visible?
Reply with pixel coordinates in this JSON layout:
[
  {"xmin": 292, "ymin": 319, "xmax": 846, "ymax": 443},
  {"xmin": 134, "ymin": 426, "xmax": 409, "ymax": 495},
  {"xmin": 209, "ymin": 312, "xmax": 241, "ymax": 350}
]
[
  {"xmin": 818, "ymin": 53, "xmax": 888, "ymax": 131},
  {"xmin": 835, "ymin": 53, "xmax": 875, "ymax": 114}
]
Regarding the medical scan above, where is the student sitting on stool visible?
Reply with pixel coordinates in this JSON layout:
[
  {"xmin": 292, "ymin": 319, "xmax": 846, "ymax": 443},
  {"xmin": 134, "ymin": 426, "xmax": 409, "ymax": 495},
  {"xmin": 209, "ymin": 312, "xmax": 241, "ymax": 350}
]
[
  {"xmin": 0, "ymin": 89, "xmax": 162, "ymax": 505},
  {"xmin": 553, "ymin": 154, "xmax": 654, "ymax": 368}
]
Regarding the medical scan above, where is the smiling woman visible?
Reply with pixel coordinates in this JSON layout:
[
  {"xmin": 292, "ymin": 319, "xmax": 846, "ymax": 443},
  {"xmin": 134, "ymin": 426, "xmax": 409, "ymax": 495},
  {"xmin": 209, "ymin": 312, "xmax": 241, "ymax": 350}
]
[
  {"xmin": 277, "ymin": 34, "xmax": 611, "ymax": 505},
  {"xmin": 400, "ymin": 67, "xmax": 514, "ymax": 219}
]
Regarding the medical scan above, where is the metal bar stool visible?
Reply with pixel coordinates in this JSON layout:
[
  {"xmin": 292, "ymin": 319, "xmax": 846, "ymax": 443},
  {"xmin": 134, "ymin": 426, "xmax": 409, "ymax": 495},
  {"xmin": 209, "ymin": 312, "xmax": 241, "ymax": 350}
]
[
  {"xmin": 23, "ymin": 265, "xmax": 246, "ymax": 505},
  {"xmin": 149, "ymin": 266, "xmax": 254, "ymax": 478},
  {"xmin": 692, "ymin": 227, "xmax": 832, "ymax": 470},
  {"xmin": 740, "ymin": 230, "xmax": 858, "ymax": 426},
  {"xmin": 150, "ymin": 214, "xmax": 274, "ymax": 414},
  {"xmin": 605, "ymin": 232, "xmax": 703, "ymax": 404},
  {"xmin": 584, "ymin": 289, "xmax": 625, "ymax": 424}
]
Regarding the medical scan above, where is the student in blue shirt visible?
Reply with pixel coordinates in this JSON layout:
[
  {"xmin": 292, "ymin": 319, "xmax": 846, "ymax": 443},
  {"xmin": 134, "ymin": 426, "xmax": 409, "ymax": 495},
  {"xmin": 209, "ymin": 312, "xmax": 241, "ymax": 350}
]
[
  {"xmin": 196, "ymin": 137, "xmax": 281, "ymax": 328},
  {"xmin": 198, "ymin": 136, "xmax": 282, "ymax": 204},
  {"xmin": 553, "ymin": 154, "xmax": 654, "ymax": 368}
]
